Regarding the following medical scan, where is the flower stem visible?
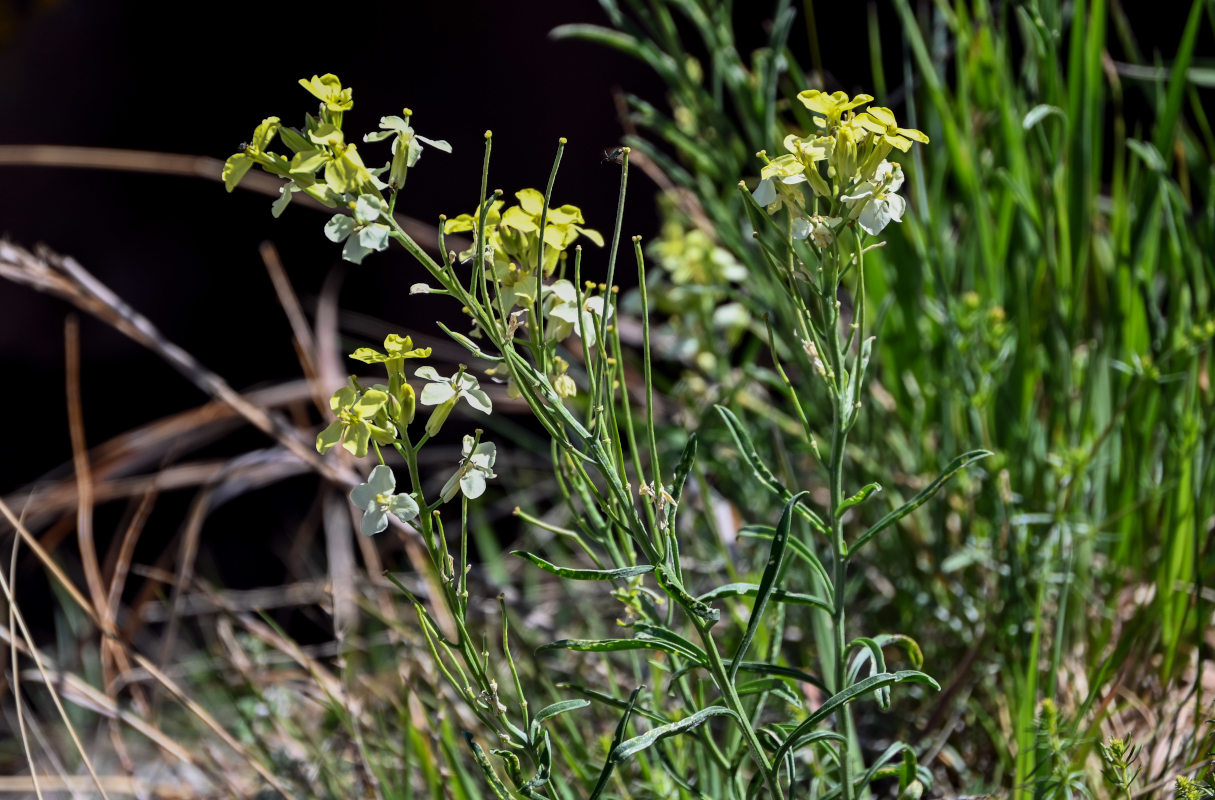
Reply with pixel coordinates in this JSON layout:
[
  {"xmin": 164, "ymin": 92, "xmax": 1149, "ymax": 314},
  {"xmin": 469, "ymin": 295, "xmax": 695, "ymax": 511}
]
[{"xmin": 692, "ymin": 618, "xmax": 786, "ymax": 800}]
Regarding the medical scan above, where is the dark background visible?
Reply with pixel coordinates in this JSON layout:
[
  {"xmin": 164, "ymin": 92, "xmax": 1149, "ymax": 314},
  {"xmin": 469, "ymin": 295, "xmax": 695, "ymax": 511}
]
[
  {"xmin": 0, "ymin": 0, "xmax": 884, "ymax": 496},
  {"xmin": 0, "ymin": 0, "xmax": 1190, "ymax": 591}
]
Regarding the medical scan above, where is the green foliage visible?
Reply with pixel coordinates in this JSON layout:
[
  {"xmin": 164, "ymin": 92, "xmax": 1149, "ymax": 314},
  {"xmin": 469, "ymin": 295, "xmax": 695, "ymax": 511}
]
[
  {"xmin": 555, "ymin": 0, "xmax": 1213, "ymax": 796},
  {"xmin": 224, "ymin": 56, "xmax": 972, "ymax": 797},
  {"xmin": 202, "ymin": 0, "xmax": 1214, "ymax": 796}
]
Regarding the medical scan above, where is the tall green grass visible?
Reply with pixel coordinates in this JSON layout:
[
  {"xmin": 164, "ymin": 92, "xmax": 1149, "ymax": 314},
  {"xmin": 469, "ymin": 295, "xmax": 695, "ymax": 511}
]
[{"xmin": 558, "ymin": 0, "xmax": 1214, "ymax": 794}]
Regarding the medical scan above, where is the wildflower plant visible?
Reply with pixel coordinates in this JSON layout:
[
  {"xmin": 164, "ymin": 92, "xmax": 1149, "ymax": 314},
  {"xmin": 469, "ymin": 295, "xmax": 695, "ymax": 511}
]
[{"xmin": 225, "ymin": 72, "xmax": 986, "ymax": 800}]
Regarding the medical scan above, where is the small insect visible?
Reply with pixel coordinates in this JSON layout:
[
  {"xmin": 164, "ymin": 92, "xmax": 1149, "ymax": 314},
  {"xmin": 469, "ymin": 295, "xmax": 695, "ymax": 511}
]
[
  {"xmin": 601, "ymin": 146, "xmax": 626, "ymax": 166},
  {"xmin": 237, "ymin": 141, "xmax": 250, "ymax": 152}
]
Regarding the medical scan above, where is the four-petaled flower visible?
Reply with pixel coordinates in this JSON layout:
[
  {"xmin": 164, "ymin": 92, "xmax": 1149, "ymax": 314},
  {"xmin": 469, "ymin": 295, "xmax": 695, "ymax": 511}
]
[
  {"xmin": 543, "ymin": 280, "xmax": 614, "ymax": 347},
  {"xmin": 350, "ymin": 334, "xmax": 432, "ymax": 375},
  {"xmin": 350, "ymin": 465, "xmax": 419, "ymax": 535},
  {"xmin": 416, "ymin": 366, "xmax": 493, "ymax": 437},
  {"xmin": 440, "ymin": 435, "xmax": 498, "ymax": 503},
  {"xmin": 325, "ymin": 194, "xmax": 393, "ymax": 264},
  {"xmin": 363, "ymin": 110, "xmax": 451, "ymax": 190},
  {"xmin": 854, "ymin": 106, "xmax": 929, "ymax": 152},
  {"xmin": 797, "ymin": 90, "xmax": 874, "ymax": 130},
  {"xmin": 299, "ymin": 74, "xmax": 354, "ymax": 114},
  {"xmin": 841, "ymin": 161, "xmax": 907, "ymax": 235},
  {"xmin": 752, "ymin": 153, "xmax": 809, "ymax": 212},
  {"xmin": 316, "ymin": 383, "xmax": 395, "ymax": 458},
  {"xmin": 350, "ymin": 334, "xmax": 431, "ymax": 424}
]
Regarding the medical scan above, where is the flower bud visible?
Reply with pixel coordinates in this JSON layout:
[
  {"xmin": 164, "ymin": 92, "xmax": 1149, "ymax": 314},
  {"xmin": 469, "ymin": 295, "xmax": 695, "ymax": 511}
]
[
  {"xmin": 425, "ymin": 396, "xmax": 457, "ymax": 438},
  {"xmin": 831, "ymin": 125, "xmax": 858, "ymax": 188}
]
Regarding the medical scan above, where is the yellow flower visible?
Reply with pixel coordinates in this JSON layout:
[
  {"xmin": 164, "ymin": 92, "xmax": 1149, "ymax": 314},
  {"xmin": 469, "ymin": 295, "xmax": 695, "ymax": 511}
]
[
  {"xmin": 797, "ymin": 90, "xmax": 874, "ymax": 129},
  {"xmin": 854, "ymin": 106, "xmax": 930, "ymax": 152}
]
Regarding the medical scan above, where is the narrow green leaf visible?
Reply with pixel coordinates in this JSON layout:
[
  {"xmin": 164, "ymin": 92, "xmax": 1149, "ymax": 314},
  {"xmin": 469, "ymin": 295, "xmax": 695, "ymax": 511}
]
[
  {"xmin": 1126, "ymin": 138, "xmax": 1165, "ymax": 172},
  {"xmin": 1022, "ymin": 104, "xmax": 1065, "ymax": 130},
  {"xmin": 549, "ymin": 24, "xmax": 681, "ymax": 86},
  {"xmin": 734, "ymin": 662, "xmax": 828, "ymax": 691},
  {"xmin": 539, "ymin": 637, "xmax": 704, "ymax": 663},
  {"xmin": 736, "ymin": 678, "xmax": 803, "ymax": 709},
  {"xmin": 530, "ymin": 699, "xmax": 590, "ymax": 736},
  {"xmin": 666, "ymin": 658, "xmax": 826, "ymax": 691},
  {"xmin": 1152, "ymin": 0, "xmax": 1205, "ymax": 159},
  {"xmin": 666, "ymin": 433, "xmax": 697, "ymax": 530},
  {"xmin": 555, "ymin": 683, "xmax": 668, "ymax": 724},
  {"xmin": 462, "ymin": 732, "xmax": 514, "ymax": 800},
  {"xmin": 587, "ymin": 686, "xmax": 643, "ymax": 800},
  {"xmin": 774, "ymin": 671, "xmax": 940, "ymax": 764},
  {"xmin": 738, "ymin": 524, "xmax": 833, "ymax": 594},
  {"xmin": 512, "ymin": 550, "xmax": 654, "ymax": 581},
  {"xmin": 837, "ymin": 482, "xmax": 882, "ymax": 517},
  {"xmin": 729, "ymin": 493, "xmax": 805, "ymax": 681},
  {"xmin": 851, "ymin": 450, "xmax": 992, "ymax": 553},
  {"xmin": 633, "ymin": 622, "xmax": 708, "ymax": 663},
  {"xmin": 436, "ymin": 321, "xmax": 505, "ymax": 362},
  {"xmin": 847, "ymin": 637, "xmax": 891, "ymax": 709},
  {"xmin": 612, "ymin": 706, "xmax": 737, "ymax": 762},
  {"xmin": 697, "ymin": 582, "xmax": 832, "ymax": 613},
  {"xmin": 654, "ymin": 566, "xmax": 720, "ymax": 623},
  {"xmin": 715, "ymin": 405, "xmax": 829, "ymax": 535}
]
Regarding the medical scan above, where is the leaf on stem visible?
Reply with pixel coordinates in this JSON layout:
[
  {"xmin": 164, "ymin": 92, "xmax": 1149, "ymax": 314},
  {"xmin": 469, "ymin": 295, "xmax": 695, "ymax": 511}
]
[
  {"xmin": 774, "ymin": 670, "xmax": 940, "ymax": 765},
  {"xmin": 462, "ymin": 732, "xmax": 515, "ymax": 800},
  {"xmin": 538, "ymin": 637, "xmax": 706, "ymax": 664},
  {"xmin": 612, "ymin": 706, "xmax": 737, "ymax": 762},
  {"xmin": 836, "ymin": 482, "xmax": 883, "ymax": 517},
  {"xmin": 738, "ymin": 524, "xmax": 833, "ymax": 592},
  {"xmin": 666, "ymin": 433, "xmax": 697, "ymax": 530},
  {"xmin": 587, "ymin": 686, "xmax": 644, "ymax": 800},
  {"xmin": 715, "ymin": 405, "xmax": 830, "ymax": 535},
  {"xmin": 511, "ymin": 550, "xmax": 654, "ymax": 581},
  {"xmin": 850, "ymin": 449, "xmax": 992, "ymax": 553},
  {"xmin": 729, "ymin": 492, "xmax": 807, "ymax": 681},
  {"xmin": 698, "ymin": 582, "xmax": 831, "ymax": 613}
]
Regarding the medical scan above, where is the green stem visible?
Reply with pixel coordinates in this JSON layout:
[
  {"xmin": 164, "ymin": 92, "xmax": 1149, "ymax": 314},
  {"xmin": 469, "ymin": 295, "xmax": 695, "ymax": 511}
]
[
  {"xmin": 825, "ymin": 253, "xmax": 855, "ymax": 800},
  {"xmin": 534, "ymin": 137, "xmax": 567, "ymax": 372},
  {"xmin": 692, "ymin": 618, "xmax": 785, "ymax": 800}
]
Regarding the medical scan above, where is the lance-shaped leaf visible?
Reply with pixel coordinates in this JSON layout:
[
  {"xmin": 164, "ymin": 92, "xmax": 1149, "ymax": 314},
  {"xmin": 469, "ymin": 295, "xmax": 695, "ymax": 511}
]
[
  {"xmin": 587, "ymin": 687, "xmax": 643, "ymax": 800},
  {"xmin": 654, "ymin": 566, "xmax": 720, "ymax": 623},
  {"xmin": 665, "ymin": 433, "xmax": 697, "ymax": 530},
  {"xmin": 850, "ymin": 450, "xmax": 992, "ymax": 554},
  {"xmin": 848, "ymin": 637, "xmax": 891, "ymax": 709},
  {"xmin": 529, "ymin": 700, "xmax": 590, "ymax": 747},
  {"xmin": 633, "ymin": 623, "xmax": 708, "ymax": 664},
  {"xmin": 670, "ymin": 660, "xmax": 827, "ymax": 692},
  {"xmin": 736, "ymin": 677, "xmax": 803, "ymax": 709},
  {"xmin": 774, "ymin": 670, "xmax": 940, "ymax": 764},
  {"xmin": 612, "ymin": 706, "xmax": 737, "ymax": 762},
  {"xmin": 739, "ymin": 524, "xmax": 833, "ymax": 592},
  {"xmin": 555, "ymin": 684, "xmax": 668, "ymax": 725},
  {"xmin": 715, "ymin": 406, "xmax": 829, "ymax": 535},
  {"xmin": 462, "ymin": 733, "xmax": 514, "ymax": 800},
  {"xmin": 836, "ymin": 482, "xmax": 883, "ymax": 517},
  {"xmin": 538, "ymin": 637, "xmax": 705, "ymax": 664},
  {"xmin": 853, "ymin": 742, "xmax": 926, "ymax": 797},
  {"xmin": 698, "ymin": 582, "xmax": 831, "ymax": 613},
  {"xmin": 512, "ymin": 550, "xmax": 654, "ymax": 581},
  {"xmin": 730, "ymin": 492, "xmax": 807, "ymax": 681}
]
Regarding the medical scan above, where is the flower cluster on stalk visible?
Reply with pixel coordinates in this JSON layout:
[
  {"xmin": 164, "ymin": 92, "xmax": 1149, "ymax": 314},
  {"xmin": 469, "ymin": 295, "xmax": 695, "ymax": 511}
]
[
  {"xmin": 443, "ymin": 188, "xmax": 604, "ymax": 311},
  {"xmin": 222, "ymin": 73, "xmax": 449, "ymax": 261},
  {"xmin": 751, "ymin": 90, "xmax": 928, "ymax": 241},
  {"xmin": 311, "ymin": 332, "xmax": 501, "ymax": 534}
]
